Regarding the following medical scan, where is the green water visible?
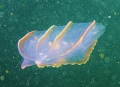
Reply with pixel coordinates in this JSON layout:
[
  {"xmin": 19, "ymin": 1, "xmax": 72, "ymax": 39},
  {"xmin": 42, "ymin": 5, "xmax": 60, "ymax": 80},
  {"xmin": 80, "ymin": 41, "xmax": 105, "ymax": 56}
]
[{"xmin": 0, "ymin": 0, "xmax": 120, "ymax": 87}]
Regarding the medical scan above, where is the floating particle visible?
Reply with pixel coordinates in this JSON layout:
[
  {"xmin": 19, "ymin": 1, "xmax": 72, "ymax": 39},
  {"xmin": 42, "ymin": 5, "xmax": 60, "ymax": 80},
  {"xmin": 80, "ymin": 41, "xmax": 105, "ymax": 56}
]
[
  {"xmin": 10, "ymin": 13, "xmax": 13, "ymax": 15},
  {"xmin": 100, "ymin": 54, "xmax": 104, "ymax": 58},
  {"xmin": 0, "ymin": 76, "xmax": 5, "ymax": 81},
  {"xmin": 114, "ymin": 12, "xmax": 116, "ymax": 15},
  {"xmin": 4, "ymin": 49, "xmax": 7, "ymax": 53},
  {"xmin": 6, "ymin": 70, "xmax": 9, "ymax": 73},
  {"xmin": 108, "ymin": 15, "xmax": 111, "ymax": 18},
  {"xmin": 104, "ymin": 57, "xmax": 110, "ymax": 63}
]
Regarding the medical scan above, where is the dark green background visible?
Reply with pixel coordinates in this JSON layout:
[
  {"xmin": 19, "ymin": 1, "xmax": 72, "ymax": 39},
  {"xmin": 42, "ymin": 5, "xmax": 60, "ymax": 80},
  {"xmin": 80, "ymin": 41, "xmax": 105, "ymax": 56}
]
[{"xmin": 0, "ymin": 0, "xmax": 120, "ymax": 87}]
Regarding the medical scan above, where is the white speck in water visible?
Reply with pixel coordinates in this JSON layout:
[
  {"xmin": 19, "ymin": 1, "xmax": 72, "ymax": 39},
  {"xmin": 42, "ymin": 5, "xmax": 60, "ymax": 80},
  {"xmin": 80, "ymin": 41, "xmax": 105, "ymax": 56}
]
[{"xmin": 108, "ymin": 15, "xmax": 111, "ymax": 18}]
